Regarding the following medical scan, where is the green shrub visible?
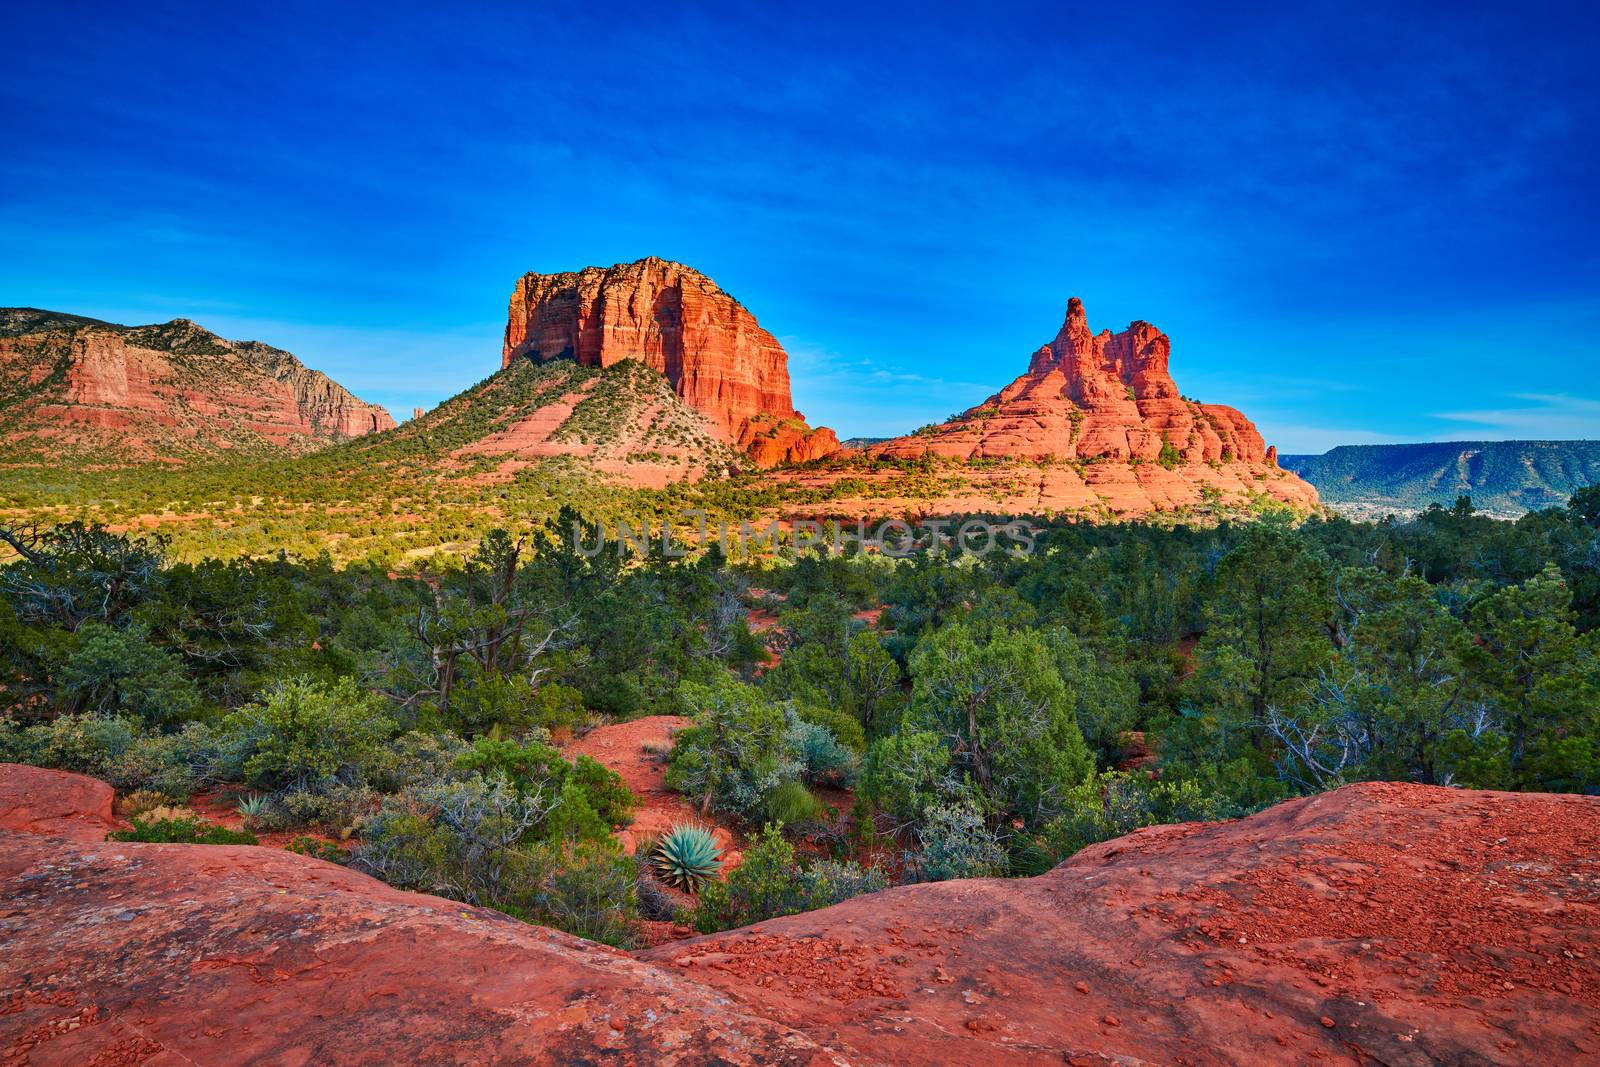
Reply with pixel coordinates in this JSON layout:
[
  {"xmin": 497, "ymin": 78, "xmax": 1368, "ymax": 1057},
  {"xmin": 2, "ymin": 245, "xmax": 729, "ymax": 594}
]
[
  {"xmin": 568, "ymin": 754, "xmax": 634, "ymax": 827},
  {"xmin": 795, "ymin": 859, "xmax": 887, "ymax": 907},
  {"xmin": 542, "ymin": 779, "xmax": 613, "ymax": 844},
  {"xmin": 787, "ymin": 720, "xmax": 858, "ymax": 788},
  {"xmin": 692, "ymin": 824, "xmax": 802, "ymax": 932},
  {"xmin": 0, "ymin": 713, "xmax": 210, "ymax": 799},
  {"xmin": 1041, "ymin": 771, "xmax": 1227, "ymax": 860},
  {"xmin": 352, "ymin": 777, "xmax": 636, "ymax": 946},
  {"xmin": 518, "ymin": 841, "xmax": 637, "ymax": 947},
  {"xmin": 692, "ymin": 825, "xmax": 886, "ymax": 932},
  {"xmin": 764, "ymin": 780, "xmax": 825, "ymax": 826},
  {"xmin": 858, "ymin": 728, "xmax": 954, "ymax": 830},
  {"xmin": 455, "ymin": 736, "xmax": 568, "ymax": 790},
  {"xmin": 111, "ymin": 815, "xmax": 257, "ymax": 845},
  {"xmin": 218, "ymin": 676, "xmax": 394, "ymax": 791},
  {"xmin": 665, "ymin": 677, "xmax": 800, "ymax": 820},
  {"xmin": 915, "ymin": 804, "xmax": 1007, "ymax": 881},
  {"xmin": 57, "ymin": 622, "xmax": 205, "ymax": 727},
  {"xmin": 367, "ymin": 730, "xmax": 472, "ymax": 793},
  {"xmin": 258, "ymin": 782, "xmax": 376, "ymax": 834},
  {"xmin": 455, "ymin": 738, "xmax": 633, "ymax": 832},
  {"xmin": 795, "ymin": 703, "xmax": 867, "ymax": 753},
  {"xmin": 286, "ymin": 835, "xmax": 346, "ymax": 862}
]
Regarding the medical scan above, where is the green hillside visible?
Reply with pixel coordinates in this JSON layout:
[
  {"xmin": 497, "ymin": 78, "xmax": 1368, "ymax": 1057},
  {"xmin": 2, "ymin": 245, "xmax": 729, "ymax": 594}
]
[{"xmin": 1281, "ymin": 440, "xmax": 1600, "ymax": 517}]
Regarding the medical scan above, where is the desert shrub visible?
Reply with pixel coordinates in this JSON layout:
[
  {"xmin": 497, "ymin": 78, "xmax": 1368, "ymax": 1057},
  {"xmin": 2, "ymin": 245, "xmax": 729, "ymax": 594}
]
[
  {"xmin": 858, "ymin": 728, "xmax": 955, "ymax": 830},
  {"xmin": 567, "ymin": 754, "xmax": 634, "ymax": 827},
  {"xmin": 441, "ymin": 675, "xmax": 586, "ymax": 738},
  {"xmin": 692, "ymin": 824, "xmax": 803, "ymax": 932},
  {"xmin": 529, "ymin": 682, "xmax": 588, "ymax": 732},
  {"xmin": 367, "ymin": 730, "xmax": 472, "ymax": 793},
  {"xmin": 111, "ymin": 813, "xmax": 257, "ymax": 845},
  {"xmin": 519, "ymin": 841, "xmax": 637, "ymax": 946},
  {"xmin": 250, "ymin": 782, "xmax": 376, "ymax": 835},
  {"xmin": 541, "ymin": 779, "xmax": 613, "ymax": 845},
  {"xmin": 217, "ymin": 676, "xmax": 395, "ymax": 791},
  {"xmin": 763, "ymin": 780, "xmax": 826, "ymax": 826},
  {"xmin": 286, "ymin": 835, "xmax": 346, "ymax": 863},
  {"xmin": 0, "ymin": 713, "xmax": 210, "ymax": 799},
  {"xmin": 455, "ymin": 736, "xmax": 568, "ymax": 788},
  {"xmin": 118, "ymin": 788, "xmax": 169, "ymax": 818},
  {"xmin": 794, "ymin": 703, "xmax": 867, "ymax": 754},
  {"xmin": 691, "ymin": 825, "xmax": 886, "ymax": 933},
  {"xmin": 787, "ymin": 719, "xmax": 858, "ymax": 788},
  {"xmin": 56, "ymin": 622, "xmax": 205, "ymax": 727},
  {"xmin": 351, "ymin": 775, "xmax": 636, "ymax": 945},
  {"xmin": 915, "ymin": 803, "xmax": 1007, "ymax": 881},
  {"xmin": 1041, "ymin": 771, "xmax": 1227, "ymax": 860},
  {"xmin": 455, "ymin": 738, "xmax": 633, "ymax": 832},
  {"xmin": 665, "ymin": 677, "xmax": 801, "ymax": 820},
  {"xmin": 795, "ymin": 858, "xmax": 888, "ymax": 907}
]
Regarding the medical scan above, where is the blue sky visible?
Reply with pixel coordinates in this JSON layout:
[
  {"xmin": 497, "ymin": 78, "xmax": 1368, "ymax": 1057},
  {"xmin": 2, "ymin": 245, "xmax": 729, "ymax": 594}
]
[{"xmin": 2, "ymin": 1, "xmax": 1596, "ymax": 452}]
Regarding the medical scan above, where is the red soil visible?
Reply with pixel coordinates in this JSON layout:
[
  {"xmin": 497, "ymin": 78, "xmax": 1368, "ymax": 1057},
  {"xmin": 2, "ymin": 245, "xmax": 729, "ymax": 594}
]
[{"xmin": 564, "ymin": 716, "xmax": 744, "ymax": 869}]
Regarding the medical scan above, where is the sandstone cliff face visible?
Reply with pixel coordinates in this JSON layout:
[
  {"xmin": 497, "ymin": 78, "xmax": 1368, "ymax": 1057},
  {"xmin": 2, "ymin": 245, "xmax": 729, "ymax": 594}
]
[
  {"xmin": 0, "ymin": 309, "xmax": 395, "ymax": 461},
  {"xmin": 5, "ymin": 763, "xmax": 1596, "ymax": 1065},
  {"xmin": 868, "ymin": 297, "xmax": 1318, "ymax": 511},
  {"xmin": 502, "ymin": 258, "xmax": 838, "ymax": 467}
]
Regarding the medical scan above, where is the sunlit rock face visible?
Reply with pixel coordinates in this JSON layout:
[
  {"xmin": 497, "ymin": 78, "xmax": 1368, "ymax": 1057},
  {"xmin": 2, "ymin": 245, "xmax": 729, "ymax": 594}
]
[{"xmin": 502, "ymin": 258, "xmax": 838, "ymax": 467}]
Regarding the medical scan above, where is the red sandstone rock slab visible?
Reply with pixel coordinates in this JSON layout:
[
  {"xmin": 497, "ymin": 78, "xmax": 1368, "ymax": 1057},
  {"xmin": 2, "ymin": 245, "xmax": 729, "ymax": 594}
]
[
  {"xmin": 646, "ymin": 782, "xmax": 1600, "ymax": 1066},
  {"xmin": 0, "ymin": 763, "xmax": 117, "ymax": 841},
  {"xmin": 0, "ymin": 768, "xmax": 831, "ymax": 1066},
  {"xmin": 7, "ymin": 765, "xmax": 1593, "ymax": 1065}
]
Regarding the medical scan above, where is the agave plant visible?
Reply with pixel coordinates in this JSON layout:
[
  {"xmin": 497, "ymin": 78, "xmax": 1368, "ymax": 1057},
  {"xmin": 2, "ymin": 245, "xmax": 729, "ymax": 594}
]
[
  {"xmin": 652, "ymin": 823, "xmax": 723, "ymax": 894},
  {"xmin": 236, "ymin": 793, "xmax": 270, "ymax": 818}
]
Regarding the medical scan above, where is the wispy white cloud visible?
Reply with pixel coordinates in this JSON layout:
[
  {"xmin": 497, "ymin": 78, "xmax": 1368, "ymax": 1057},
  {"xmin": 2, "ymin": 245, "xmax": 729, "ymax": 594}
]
[{"xmin": 1430, "ymin": 393, "xmax": 1600, "ymax": 440}]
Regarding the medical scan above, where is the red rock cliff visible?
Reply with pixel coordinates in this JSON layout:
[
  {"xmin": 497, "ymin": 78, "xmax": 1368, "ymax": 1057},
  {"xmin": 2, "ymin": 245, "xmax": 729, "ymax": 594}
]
[
  {"xmin": 0, "ymin": 309, "xmax": 395, "ymax": 461},
  {"xmin": 502, "ymin": 258, "xmax": 837, "ymax": 466}
]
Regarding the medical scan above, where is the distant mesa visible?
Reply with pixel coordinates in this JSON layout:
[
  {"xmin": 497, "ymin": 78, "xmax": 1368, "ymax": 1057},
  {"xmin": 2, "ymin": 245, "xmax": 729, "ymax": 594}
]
[
  {"xmin": 502, "ymin": 257, "xmax": 840, "ymax": 467},
  {"xmin": 1281, "ymin": 440, "xmax": 1600, "ymax": 518},
  {"xmin": 0, "ymin": 307, "xmax": 394, "ymax": 462}
]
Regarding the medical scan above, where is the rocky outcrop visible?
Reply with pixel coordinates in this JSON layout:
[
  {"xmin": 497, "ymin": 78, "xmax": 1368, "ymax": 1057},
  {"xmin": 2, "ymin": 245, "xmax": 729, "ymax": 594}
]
[
  {"xmin": 4, "ymin": 762, "xmax": 1596, "ymax": 1065},
  {"xmin": 869, "ymin": 297, "xmax": 1317, "ymax": 511},
  {"xmin": 0, "ymin": 308, "xmax": 395, "ymax": 461},
  {"xmin": 655, "ymin": 780, "xmax": 1600, "ymax": 1065},
  {"xmin": 502, "ymin": 258, "xmax": 838, "ymax": 467},
  {"xmin": 0, "ymin": 765, "xmax": 823, "ymax": 1066}
]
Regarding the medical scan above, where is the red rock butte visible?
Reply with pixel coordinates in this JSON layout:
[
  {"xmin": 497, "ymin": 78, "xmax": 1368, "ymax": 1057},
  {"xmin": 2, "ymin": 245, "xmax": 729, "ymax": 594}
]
[
  {"xmin": 877, "ymin": 296, "xmax": 1306, "ymax": 474},
  {"xmin": 502, "ymin": 257, "xmax": 840, "ymax": 467}
]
